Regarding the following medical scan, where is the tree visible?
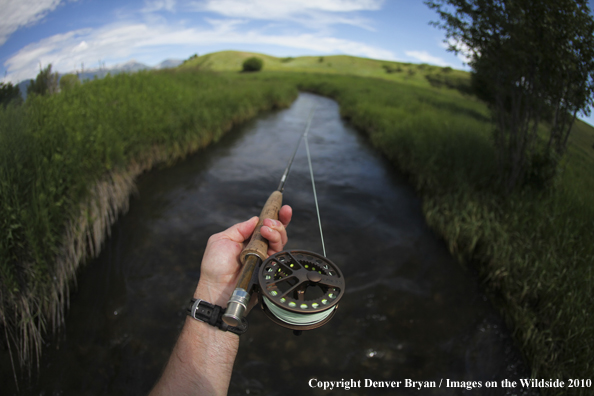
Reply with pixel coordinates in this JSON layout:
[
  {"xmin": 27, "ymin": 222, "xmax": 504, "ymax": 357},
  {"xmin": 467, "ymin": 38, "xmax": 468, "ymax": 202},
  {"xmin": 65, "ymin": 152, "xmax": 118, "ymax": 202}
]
[
  {"xmin": 242, "ymin": 57, "xmax": 263, "ymax": 72},
  {"xmin": 0, "ymin": 82, "xmax": 22, "ymax": 107},
  {"xmin": 59, "ymin": 74, "xmax": 81, "ymax": 92},
  {"xmin": 27, "ymin": 64, "xmax": 59, "ymax": 97},
  {"xmin": 426, "ymin": 0, "xmax": 594, "ymax": 191}
]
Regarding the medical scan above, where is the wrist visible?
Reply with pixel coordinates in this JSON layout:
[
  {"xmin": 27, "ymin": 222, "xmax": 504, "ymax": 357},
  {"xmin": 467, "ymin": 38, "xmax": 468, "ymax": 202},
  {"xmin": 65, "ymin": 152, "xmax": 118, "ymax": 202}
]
[
  {"xmin": 194, "ymin": 279, "xmax": 234, "ymax": 307},
  {"xmin": 181, "ymin": 295, "xmax": 241, "ymax": 366},
  {"xmin": 183, "ymin": 314, "xmax": 240, "ymax": 348}
]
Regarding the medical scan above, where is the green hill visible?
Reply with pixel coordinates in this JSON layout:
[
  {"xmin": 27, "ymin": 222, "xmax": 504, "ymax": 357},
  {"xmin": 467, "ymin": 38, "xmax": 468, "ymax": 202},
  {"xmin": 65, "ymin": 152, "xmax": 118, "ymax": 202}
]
[{"xmin": 179, "ymin": 50, "xmax": 471, "ymax": 90}]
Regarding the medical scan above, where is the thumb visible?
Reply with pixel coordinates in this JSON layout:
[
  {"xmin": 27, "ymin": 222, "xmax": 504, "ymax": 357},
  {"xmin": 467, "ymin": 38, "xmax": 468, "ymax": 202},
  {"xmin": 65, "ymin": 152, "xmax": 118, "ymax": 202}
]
[{"xmin": 231, "ymin": 216, "xmax": 259, "ymax": 243}]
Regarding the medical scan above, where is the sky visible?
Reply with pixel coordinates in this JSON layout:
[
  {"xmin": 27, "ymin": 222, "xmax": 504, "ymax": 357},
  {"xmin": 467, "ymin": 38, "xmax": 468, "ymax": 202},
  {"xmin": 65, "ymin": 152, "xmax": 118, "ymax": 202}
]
[{"xmin": 1, "ymin": 0, "xmax": 594, "ymax": 126}]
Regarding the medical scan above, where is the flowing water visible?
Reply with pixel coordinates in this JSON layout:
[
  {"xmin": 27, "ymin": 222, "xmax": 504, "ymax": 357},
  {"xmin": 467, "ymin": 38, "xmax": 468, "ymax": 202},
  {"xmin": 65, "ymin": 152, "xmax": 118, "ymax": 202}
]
[{"xmin": 4, "ymin": 93, "xmax": 537, "ymax": 395}]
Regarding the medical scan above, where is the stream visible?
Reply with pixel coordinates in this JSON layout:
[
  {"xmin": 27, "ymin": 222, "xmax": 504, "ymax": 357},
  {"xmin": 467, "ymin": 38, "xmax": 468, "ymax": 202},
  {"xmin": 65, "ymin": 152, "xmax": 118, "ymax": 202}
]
[{"xmin": 4, "ymin": 93, "xmax": 537, "ymax": 395}]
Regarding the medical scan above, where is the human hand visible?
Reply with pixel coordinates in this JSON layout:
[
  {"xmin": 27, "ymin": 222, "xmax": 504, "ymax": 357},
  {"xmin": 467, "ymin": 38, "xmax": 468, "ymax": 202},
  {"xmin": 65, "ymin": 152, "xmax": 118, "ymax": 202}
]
[
  {"xmin": 195, "ymin": 205, "xmax": 292, "ymax": 306},
  {"xmin": 151, "ymin": 208, "xmax": 293, "ymax": 396}
]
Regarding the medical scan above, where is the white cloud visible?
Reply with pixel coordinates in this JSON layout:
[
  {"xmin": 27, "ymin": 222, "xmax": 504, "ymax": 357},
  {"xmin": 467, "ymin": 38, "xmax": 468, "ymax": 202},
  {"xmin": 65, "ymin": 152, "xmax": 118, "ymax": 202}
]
[
  {"xmin": 2, "ymin": 0, "xmax": 397, "ymax": 83},
  {"xmin": 405, "ymin": 50, "xmax": 449, "ymax": 67},
  {"xmin": 439, "ymin": 38, "xmax": 473, "ymax": 65},
  {"xmin": 3, "ymin": 19, "xmax": 397, "ymax": 83},
  {"xmin": 198, "ymin": 0, "xmax": 383, "ymax": 16},
  {"xmin": 194, "ymin": 0, "xmax": 383, "ymax": 30},
  {"xmin": 0, "ymin": 0, "xmax": 64, "ymax": 46},
  {"xmin": 72, "ymin": 40, "xmax": 88, "ymax": 52},
  {"xmin": 142, "ymin": 0, "xmax": 176, "ymax": 13}
]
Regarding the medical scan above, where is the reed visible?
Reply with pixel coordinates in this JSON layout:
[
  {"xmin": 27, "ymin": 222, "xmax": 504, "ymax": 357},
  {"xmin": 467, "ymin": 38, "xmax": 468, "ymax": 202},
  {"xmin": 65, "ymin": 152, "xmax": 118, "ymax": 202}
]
[
  {"xmin": 2, "ymin": 62, "xmax": 593, "ymax": 395},
  {"xmin": 274, "ymin": 72, "xmax": 593, "ymax": 395},
  {"xmin": 0, "ymin": 69, "xmax": 297, "ymax": 376}
]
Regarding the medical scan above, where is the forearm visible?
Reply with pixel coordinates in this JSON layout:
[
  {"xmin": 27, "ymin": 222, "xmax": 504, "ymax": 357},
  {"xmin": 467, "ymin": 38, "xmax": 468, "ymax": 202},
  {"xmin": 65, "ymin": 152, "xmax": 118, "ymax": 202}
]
[
  {"xmin": 150, "ymin": 283, "xmax": 240, "ymax": 396},
  {"xmin": 149, "ymin": 213, "xmax": 291, "ymax": 395}
]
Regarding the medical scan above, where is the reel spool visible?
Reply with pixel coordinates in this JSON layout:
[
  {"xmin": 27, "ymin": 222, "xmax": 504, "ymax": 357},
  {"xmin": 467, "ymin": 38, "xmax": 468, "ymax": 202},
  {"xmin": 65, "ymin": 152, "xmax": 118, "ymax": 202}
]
[{"xmin": 257, "ymin": 250, "xmax": 345, "ymax": 331}]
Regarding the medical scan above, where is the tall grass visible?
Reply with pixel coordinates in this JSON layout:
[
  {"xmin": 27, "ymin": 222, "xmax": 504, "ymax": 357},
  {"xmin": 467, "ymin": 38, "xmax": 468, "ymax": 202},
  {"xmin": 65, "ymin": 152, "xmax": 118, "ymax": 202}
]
[
  {"xmin": 0, "ymin": 69, "xmax": 297, "ymax": 375},
  {"xmin": 1, "ymin": 63, "xmax": 592, "ymax": 395},
  {"xmin": 266, "ymin": 72, "xmax": 593, "ymax": 395}
]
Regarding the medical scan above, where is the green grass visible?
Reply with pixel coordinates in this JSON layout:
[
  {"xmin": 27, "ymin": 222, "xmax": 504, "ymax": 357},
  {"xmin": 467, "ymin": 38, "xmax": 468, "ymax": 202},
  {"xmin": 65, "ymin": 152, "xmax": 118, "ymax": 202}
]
[
  {"xmin": 0, "ymin": 68, "xmax": 298, "ymax": 374},
  {"xmin": 261, "ymin": 71, "xmax": 593, "ymax": 394},
  {"xmin": 179, "ymin": 50, "xmax": 471, "ymax": 91},
  {"xmin": 2, "ymin": 51, "xmax": 593, "ymax": 395}
]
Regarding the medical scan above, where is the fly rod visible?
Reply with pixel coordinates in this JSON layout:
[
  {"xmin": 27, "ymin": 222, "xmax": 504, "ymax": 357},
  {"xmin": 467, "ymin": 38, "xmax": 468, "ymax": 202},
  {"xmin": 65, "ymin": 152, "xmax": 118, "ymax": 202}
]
[{"xmin": 222, "ymin": 109, "xmax": 345, "ymax": 334}]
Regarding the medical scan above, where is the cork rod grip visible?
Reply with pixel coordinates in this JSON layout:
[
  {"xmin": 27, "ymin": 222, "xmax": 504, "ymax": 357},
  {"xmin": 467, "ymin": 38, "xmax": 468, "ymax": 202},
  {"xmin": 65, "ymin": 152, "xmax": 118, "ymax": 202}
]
[{"xmin": 239, "ymin": 190, "xmax": 283, "ymax": 264}]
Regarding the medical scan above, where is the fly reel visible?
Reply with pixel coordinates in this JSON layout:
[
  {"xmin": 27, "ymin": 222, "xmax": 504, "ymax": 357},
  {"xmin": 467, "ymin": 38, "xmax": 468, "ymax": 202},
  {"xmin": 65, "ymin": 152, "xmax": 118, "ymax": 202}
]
[{"xmin": 257, "ymin": 250, "xmax": 344, "ymax": 331}]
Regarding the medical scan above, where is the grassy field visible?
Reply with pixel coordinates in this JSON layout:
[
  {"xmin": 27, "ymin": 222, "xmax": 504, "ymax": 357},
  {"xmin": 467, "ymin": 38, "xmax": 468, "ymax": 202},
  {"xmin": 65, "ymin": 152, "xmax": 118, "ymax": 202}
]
[
  {"xmin": 180, "ymin": 50, "xmax": 471, "ymax": 90},
  {"xmin": 1, "ymin": 51, "xmax": 593, "ymax": 394}
]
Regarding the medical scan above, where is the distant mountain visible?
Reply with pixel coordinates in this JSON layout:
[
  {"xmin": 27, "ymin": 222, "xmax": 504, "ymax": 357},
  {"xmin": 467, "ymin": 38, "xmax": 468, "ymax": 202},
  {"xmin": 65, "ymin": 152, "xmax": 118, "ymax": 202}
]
[
  {"xmin": 16, "ymin": 58, "xmax": 183, "ymax": 100},
  {"xmin": 78, "ymin": 60, "xmax": 152, "ymax": 81},
  {"xmin": 155, "ymin": 59, "xmax": 183, "ymax": 69}
]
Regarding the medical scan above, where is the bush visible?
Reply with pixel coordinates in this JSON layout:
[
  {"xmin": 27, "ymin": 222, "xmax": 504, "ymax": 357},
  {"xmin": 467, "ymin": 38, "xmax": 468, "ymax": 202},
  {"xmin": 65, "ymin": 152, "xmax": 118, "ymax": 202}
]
[
  {"xmin": 59, "ymin": 74, "xmax": 81, "ymax": 92},
  {"xmin": 27, "ymin": 64, "xmax": 59, "ymax": 97},
  {"xmin": 242, "ymin": 57, "xmax": 263, "ymax": 72},
  {"xmin": 0, "ymin": 82, "xmax": 22, "ymax": 107}
]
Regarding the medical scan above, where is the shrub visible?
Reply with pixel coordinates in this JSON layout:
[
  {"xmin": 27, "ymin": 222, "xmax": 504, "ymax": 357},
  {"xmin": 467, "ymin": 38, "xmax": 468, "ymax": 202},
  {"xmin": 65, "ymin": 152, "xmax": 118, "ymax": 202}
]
[
  {"xmin": 0, "ymin": 82, "xmax": 22, "ymax": 107},
  {"xmin": 242, "ymin": 57, "xmax": 263, "ymax": 72},
  {"xmin": 59, "ymin": 74, "xmax": 81, "ymax": 92},
  {"xmin": 27, "ymin": 64, "xmax": 59, "ymax": 97}
]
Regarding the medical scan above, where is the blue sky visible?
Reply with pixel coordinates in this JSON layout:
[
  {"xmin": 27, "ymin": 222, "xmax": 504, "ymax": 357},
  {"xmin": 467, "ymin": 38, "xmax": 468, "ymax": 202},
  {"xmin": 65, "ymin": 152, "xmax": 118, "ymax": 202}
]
[
  {"xmin": 1, "ymin": 0, "xmax": 594, "ymax": 125},
  {"xmin": 0, "ymin": 0, "xmax": 469, "ymax": 82}
]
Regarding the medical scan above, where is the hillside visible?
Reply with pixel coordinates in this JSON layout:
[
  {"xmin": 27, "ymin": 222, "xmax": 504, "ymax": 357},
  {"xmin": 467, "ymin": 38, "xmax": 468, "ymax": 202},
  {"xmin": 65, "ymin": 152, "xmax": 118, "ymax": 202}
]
[{"xmin": 179, "ymin": 50, "xmax": 471, "ymax": 91}]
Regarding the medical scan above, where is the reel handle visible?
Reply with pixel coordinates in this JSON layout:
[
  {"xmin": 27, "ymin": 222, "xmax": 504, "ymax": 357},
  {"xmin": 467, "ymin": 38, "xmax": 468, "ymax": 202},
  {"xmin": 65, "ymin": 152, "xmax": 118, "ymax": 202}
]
[
  {"xmin": 239, "ymin": 190, "xmax": 283, "ymax": 268},
  {"xmin": 223, "ymin": 190, "xmax": 283, "ymax": 327}
]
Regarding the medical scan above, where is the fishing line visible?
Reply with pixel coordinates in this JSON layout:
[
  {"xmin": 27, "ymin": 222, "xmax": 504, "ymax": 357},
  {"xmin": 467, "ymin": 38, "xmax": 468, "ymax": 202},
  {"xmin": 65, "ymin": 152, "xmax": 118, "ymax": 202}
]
[
  {"xmin": 303, "ymin": 109, "xmax": 327, "ymax": 257},
  {"xmin": 259, "ymin": 108, "xmax": 339, "ymax": 330},
  {"xmin": 277, "ymin": 108, "xmax": 315, "ymax": 192},
  {"xmin": 258, "ymin": 250, "xmax": 343, "ymax": 330},
  {"xmin": 223, "ymin": 105, "xmax": 344, "ymax": 333},
  {"xmin": 262, "ymin": 296, "xmax": 335, "ymax": 325}
]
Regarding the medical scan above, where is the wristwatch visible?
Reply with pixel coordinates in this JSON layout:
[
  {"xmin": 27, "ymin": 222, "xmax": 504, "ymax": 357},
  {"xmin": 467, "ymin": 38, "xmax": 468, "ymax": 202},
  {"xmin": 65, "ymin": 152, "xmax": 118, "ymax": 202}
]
[{"xmin": 186, "ymin": 298, "xmax": 247, "ymax": 335}]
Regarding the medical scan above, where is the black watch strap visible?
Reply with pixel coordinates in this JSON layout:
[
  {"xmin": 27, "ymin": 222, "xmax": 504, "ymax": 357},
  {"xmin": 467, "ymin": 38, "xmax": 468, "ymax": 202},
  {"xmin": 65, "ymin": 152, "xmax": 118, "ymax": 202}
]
[{"xmin": 187, "ymin": 298, "xmax": 248, "ymax": 335}]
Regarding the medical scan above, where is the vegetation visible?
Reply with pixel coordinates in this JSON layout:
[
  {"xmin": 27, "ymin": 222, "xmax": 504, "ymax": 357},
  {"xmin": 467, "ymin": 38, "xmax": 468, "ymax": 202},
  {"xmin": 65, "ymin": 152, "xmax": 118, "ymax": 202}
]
[
  {"xmin": 427, "ymin": 0, "xmax": 594, "ymax": 192},
  {"xmin": 179, "ymin": 50, "xmax": 471, "ymax": 90},
  {"xmin": 27, "ymin": 64, "xmax": 59, "ymax": 97},
  {"xmin": 58, "ymin": 74, "xmax": 81, "ymax": 92},
  {"xmin": 1, "ymin": 50, "xmax": 593, "ymax": 396},
  {"xmin": 0, "ymin": 69, "xmax": 297, "ymax": 376},
  {"xmin": 268, "ymin": 71, "xmax": 592, "ymax": 395},
  {"xmin": 382, "ymin": 64, "xmax": 402, "ymax": 74},
  {"xmin": 182, "ymin": 53, "xmax": 199, "ymax": 66},
  {"xmin": 0, "ymin": 83, "xmax": 22, "ymax": 108},
  {"xmin": 242, "ymin": 56, "xmax": 264, "ymax": 72}
]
